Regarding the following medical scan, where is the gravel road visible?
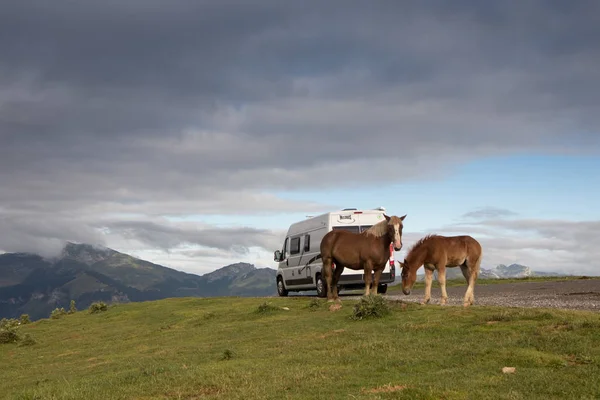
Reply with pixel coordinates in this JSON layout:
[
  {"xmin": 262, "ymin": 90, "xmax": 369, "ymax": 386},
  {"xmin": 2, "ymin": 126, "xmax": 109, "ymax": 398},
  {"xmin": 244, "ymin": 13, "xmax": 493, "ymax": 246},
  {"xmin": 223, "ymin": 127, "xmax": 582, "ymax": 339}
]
[{"xmin": 334, "ymin": 278, "xmax": 600, "ymax": 312}]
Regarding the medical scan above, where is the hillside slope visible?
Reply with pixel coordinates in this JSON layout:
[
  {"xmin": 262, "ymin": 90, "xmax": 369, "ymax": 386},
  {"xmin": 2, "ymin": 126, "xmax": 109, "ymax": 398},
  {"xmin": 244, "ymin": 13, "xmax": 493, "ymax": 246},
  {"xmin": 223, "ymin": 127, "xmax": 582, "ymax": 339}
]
[
  {"xmin": 1, "ymin": 296, "xmax": 599, "ymax": 399},
  {"xmin": 0, "ymin": 243, "xmax": 276, "ymax": 320}
]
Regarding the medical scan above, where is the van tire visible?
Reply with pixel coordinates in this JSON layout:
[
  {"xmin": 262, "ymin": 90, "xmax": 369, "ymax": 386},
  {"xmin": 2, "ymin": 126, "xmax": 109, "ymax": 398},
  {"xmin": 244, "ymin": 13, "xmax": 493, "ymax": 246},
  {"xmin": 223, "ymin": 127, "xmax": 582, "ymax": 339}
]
[
  {"xmin": 378, "ymin": 284, "xmax": 388, "ymax": 294},
  {"xmin": 315, "ymin": 274, "xmax": 327, "ymax": 298},
  {"xmin": 277, "ymin": 276, "xmax": 288, "ymax": 297}
]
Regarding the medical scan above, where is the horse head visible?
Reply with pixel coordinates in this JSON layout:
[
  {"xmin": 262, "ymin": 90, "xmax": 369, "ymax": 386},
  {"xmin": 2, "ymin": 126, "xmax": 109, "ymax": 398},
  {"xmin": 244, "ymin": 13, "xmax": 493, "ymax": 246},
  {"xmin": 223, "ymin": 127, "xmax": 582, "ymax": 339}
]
[
  {"xmin": 398, "ymin": 258, "xmax": 417, "ymax": 295},
  {"xmin": 384, "ymin": 214, "xmax": 406, "ymax": 251}
]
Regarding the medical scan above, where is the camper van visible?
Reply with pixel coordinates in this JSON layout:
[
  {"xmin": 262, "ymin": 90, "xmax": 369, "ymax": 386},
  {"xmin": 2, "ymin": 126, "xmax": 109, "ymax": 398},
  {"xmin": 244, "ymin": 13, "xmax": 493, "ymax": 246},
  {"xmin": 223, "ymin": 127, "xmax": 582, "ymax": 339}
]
[{"xmin": 273, "ymin": 207, "xmax": 396, "ymax": 297}]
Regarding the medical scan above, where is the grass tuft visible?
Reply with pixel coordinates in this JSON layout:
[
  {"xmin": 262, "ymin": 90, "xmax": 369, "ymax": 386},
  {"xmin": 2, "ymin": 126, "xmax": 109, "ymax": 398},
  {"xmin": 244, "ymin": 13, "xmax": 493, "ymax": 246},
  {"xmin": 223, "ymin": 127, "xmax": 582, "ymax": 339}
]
[
  {"xmin": 221, "ymin": 349, "xmax": 234, "ymax": 360},
  {"xmin": 305, "ymin": 299, "xmax": 322, "ymax": 311},
  {"xmin": 255, "ymin": 301, "xmax": 280, "ymax": 314},
  {"xmin": 18, "ymin": 333, "xmax": 37, "ymax": 347}
]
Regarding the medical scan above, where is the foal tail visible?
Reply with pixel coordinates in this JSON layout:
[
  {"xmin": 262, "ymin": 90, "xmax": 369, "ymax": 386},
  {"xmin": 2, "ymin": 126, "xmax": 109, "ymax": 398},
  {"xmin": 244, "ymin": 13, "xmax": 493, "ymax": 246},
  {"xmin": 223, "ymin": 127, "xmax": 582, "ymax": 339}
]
[{"xmin": 472, "ymin": 243, "xmax": 483, "ymax": 276}]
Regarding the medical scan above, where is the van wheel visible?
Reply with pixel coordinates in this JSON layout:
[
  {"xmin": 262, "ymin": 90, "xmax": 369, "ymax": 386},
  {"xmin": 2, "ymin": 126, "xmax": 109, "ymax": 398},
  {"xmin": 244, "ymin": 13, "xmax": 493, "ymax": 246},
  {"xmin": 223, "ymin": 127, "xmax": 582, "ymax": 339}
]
[
  {"xmin": 277, "ymin": 277, "xmax": 288, "ymax": 297},
  {"xmin": 378, "ymin": 284, "xmax": 388, "ymax": 294},
  {"xmin": 316, "ymin": 274, "xmax": 327, "ymax": 298}
]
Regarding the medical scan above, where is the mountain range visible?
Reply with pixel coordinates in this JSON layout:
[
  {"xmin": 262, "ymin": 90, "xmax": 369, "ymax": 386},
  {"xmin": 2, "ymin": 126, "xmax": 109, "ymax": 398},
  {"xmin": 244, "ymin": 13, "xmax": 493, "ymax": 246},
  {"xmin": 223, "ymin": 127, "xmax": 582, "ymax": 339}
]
[
  {"xmin": 0, "ymin": 243, "xmax": 276, "ymax": 321},
  {"xmin": 412, "ymin": 263, "xmax": 564, "ymax": 282},
  {"xmin": 1, "ymin": 242, "xmax": 567, "ymax": 321}
]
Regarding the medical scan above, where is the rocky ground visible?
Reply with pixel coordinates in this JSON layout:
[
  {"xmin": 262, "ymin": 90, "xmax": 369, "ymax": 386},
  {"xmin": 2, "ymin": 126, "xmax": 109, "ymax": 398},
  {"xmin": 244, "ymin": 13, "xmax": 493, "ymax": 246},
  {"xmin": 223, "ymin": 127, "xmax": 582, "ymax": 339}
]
[{"xmin": 382, "ymin": 278, "xmax": 600, "ymax": 312}]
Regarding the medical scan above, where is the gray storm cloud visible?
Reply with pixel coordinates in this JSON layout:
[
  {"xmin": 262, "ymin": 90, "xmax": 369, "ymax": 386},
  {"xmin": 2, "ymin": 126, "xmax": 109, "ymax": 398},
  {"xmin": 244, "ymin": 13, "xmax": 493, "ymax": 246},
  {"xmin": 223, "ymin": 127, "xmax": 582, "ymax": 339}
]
[{"xmin": 1, "ymin": 1, "xmax": 599, "ymax": 266}]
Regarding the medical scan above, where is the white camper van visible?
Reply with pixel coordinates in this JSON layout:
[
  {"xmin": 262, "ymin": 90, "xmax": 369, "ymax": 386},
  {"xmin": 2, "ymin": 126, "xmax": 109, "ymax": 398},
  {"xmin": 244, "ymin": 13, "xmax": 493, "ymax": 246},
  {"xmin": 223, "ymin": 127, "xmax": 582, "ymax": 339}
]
[{"xmin": 273, "ymin": 207, "xmax": 396, "ymax": 297}]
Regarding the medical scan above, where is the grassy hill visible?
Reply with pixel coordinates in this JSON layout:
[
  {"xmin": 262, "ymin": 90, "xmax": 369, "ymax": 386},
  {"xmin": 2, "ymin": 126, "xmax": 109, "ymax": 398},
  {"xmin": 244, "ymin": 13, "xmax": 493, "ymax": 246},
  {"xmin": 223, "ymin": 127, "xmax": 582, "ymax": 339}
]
[{"xmin": 2, "ymin": 296, "xmax": 599, "ymax": 399}]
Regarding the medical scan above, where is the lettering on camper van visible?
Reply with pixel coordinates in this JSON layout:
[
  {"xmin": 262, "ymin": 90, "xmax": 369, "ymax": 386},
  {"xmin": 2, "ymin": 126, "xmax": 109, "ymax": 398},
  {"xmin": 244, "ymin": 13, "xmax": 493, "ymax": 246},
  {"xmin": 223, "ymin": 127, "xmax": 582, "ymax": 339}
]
[{"xmin": 337, "ymin": 214, "xmax": 355, "ymax": 223}]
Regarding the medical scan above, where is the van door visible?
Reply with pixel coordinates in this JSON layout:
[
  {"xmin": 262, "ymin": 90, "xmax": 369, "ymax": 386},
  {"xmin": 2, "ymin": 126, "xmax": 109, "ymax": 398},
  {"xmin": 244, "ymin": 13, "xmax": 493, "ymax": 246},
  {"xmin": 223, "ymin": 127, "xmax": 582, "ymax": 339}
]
[
  {"xmin": 298, "ymin": 233, "xmax": 315, "ymax": 286},
  {"xmin": 280, "ymin": 234, "xmax": 299, "ymax": 287}
]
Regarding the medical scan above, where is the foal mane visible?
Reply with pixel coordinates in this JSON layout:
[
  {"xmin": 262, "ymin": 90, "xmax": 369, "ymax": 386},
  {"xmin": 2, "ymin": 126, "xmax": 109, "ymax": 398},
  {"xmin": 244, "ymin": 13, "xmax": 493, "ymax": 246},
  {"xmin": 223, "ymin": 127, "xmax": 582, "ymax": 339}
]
[{"xmin": 406, "ymin": 234, "xmax": 440, "ymax": 256}]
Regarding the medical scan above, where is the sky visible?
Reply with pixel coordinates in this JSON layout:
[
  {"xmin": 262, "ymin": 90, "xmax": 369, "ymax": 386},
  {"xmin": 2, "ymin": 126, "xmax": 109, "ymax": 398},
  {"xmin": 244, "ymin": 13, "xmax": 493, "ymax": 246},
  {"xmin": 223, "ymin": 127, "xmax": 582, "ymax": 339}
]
[{"xmin": 1, "ymin": 1, "xmax": 599, "ymax": 276}]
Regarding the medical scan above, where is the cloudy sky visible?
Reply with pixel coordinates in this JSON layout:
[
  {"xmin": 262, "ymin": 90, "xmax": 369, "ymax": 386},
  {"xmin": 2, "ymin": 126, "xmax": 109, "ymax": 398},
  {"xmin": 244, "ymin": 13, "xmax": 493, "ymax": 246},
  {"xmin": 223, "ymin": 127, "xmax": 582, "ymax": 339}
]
[{"xmin": 1, "ymin": 1, "xmax": 599, "ymax": 276}]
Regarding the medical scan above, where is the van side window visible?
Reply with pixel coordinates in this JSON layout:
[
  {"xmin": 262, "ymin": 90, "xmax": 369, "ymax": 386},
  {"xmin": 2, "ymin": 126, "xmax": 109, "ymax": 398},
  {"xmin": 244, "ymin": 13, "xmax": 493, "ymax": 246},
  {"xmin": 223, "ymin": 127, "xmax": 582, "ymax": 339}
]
[
  {"xmin": 304, "ymin": 234, "xmax": 310, "ymax": 252},
  {"xmin": 290, "ymin": 237, "xmax": 301, "ymax": 255},
  {"xmin": 283, "ymin": 237, "xmax": 289, "ymax": 258}
]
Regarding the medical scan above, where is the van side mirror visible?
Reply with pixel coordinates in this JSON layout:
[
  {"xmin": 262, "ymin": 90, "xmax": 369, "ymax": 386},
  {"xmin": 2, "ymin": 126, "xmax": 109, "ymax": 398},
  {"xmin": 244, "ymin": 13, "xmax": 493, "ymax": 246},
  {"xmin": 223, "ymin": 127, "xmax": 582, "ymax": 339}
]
[{"xmin": 274, "ymin": 250, "xmax": 281, "ymax": 262}]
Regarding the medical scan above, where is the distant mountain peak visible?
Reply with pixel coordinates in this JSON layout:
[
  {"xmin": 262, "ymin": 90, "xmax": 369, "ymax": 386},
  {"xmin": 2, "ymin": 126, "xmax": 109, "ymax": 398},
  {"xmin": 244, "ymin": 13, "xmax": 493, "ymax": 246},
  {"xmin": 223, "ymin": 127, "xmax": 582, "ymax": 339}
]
[
  {"xmin": 203, "ymin": 262, "xmax": 256, "ymax": 282},
  {"xmin": 60, "ymin": 242, "xmax": 117, "ymax": 265},
  {"xmin": 495, "ymin": 263, "xmax": 532, "ymax": 278}
]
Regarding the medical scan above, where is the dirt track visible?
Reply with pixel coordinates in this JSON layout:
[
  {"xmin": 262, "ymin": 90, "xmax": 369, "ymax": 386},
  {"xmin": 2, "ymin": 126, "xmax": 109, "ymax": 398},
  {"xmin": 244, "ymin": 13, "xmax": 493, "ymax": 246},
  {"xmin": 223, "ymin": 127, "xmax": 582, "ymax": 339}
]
[{"xmin": 382, "ymin": 278, "xmax": 600, "ymax": 312}]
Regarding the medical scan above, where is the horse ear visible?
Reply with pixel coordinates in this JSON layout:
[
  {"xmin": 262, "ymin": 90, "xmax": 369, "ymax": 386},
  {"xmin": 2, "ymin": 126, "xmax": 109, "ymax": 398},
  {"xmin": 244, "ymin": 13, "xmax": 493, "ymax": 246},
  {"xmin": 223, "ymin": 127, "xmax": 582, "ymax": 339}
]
[
  {"xmin": 400, "ymin": 214, "xmax": 406, "ymax": 221},
  {"xmin": 383, "ymin": 214, "xmax": 390, "ymax": 221}
]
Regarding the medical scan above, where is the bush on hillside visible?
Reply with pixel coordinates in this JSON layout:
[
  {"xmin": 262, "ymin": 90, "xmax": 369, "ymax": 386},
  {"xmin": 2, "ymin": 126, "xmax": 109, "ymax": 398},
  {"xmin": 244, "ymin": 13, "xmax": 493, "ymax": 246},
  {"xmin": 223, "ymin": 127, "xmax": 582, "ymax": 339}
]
[
  {"xmin": 0, "ymin": 317, "xmax": 36, "ymax": 346},
  {"xmin": 69, "ymin": 300, "xmax": 77, "ymax": 314},
  {"xmin": 89, "ymin": 301, "xmax": 108, "ymax": 314},
  {"xmin": 351, "ymin": 295, "xmax": 390, "ymax": 321},
  {"xmin": 50, "ymin": 307, "xmax": 67, "ymax": 319},
  {"xmin": 0, "ymin": 328, "xmax": 19, "ymax": 344},
  {"xmin": 1, "ymin": 318, "xmax": 21, "ymax": 330}
]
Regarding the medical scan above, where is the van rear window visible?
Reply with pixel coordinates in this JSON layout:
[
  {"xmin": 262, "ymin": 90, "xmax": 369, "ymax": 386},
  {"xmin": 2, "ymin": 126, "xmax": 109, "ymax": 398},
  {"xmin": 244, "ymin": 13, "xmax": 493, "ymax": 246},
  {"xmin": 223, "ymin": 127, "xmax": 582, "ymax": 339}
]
[
  {"xmin": 332, "ymin": 225, "xmax": 372, "ymax": 234},
  {"xmin": 332, "ymin": 226, "xmax": 360, "ymax": 234}
]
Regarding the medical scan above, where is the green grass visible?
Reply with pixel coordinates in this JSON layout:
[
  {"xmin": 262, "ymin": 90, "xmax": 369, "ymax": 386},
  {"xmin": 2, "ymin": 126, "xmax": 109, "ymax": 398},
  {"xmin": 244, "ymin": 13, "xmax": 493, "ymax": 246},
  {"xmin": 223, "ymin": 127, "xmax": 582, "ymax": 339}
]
[
  {"xmin": 1, "ymin": 296, "xmax": 600, "ymax": 399},
  {"xmin": 387, "ymin": 275, "xmax": 598, "ymax": 292}
]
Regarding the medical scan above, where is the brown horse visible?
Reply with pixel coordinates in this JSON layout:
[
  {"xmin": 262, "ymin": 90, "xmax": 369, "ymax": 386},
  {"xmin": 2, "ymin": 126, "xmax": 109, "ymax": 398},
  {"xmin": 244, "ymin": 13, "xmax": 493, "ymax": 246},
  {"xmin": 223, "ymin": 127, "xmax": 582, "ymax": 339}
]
[
  {"xmin": 320, "ymin": 214, "xmax": 406, "ymax": 302},
  {"xmin": 399, "ymin": 234, "xmax": 482, "ymax": 307}
]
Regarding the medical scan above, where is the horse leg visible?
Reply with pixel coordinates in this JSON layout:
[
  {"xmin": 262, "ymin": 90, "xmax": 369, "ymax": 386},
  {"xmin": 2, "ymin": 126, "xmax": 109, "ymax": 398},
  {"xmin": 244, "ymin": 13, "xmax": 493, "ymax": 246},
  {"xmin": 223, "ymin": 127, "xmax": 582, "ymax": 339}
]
[
  {"xmin": 331, "ymin": 264, "xmax": 345, "ymax": 302},
  {"xmin": 462, "ymin": 255, "xmax": 481, "ymax": 307},
  {"xmin": 421, "ymin": 268, "xmax": 433, "ymax": 305},
  {"xmin": 437, "ymin": 264, "xmax": 449, "ymax": 305},
  {"xmin": 372, "ymin": 268, "xmax": 383, "ymax": 295},
  {"xmin": 363, "ymin": 261, "xmax": 373, "ymax": 297},
  {"xmin": 322, "ymin": 255, "xmax": 335, "ymax": 302}
]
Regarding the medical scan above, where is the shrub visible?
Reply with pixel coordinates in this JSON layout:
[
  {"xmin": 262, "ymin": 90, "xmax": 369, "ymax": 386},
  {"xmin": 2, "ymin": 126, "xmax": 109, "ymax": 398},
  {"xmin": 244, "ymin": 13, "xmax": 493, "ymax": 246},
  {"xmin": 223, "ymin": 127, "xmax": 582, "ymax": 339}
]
[
  {"xmin": 0, "ymin": 328, "xmax": 19, "ymax": 344},
  {"xmin": 0, "ymin": 318, "xmax": 37, "ymax": 346},
  {"xmin": 50, "ymin": 307, "xmax": 67, "ymax": 319},
  {"xmin": 351, "ymin": 295, "xmax": 391, "ymax": 321},
  {"xmin": 1, "ymin": 318, "xmax": 20, "ymax": 330},
  {"xmin": 89, "ymin": 301, "xmax": 108, "ymax": 314},
  {"xmin": 68, "ymin": 300, "xmax": 77, "ymax": 314}
]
